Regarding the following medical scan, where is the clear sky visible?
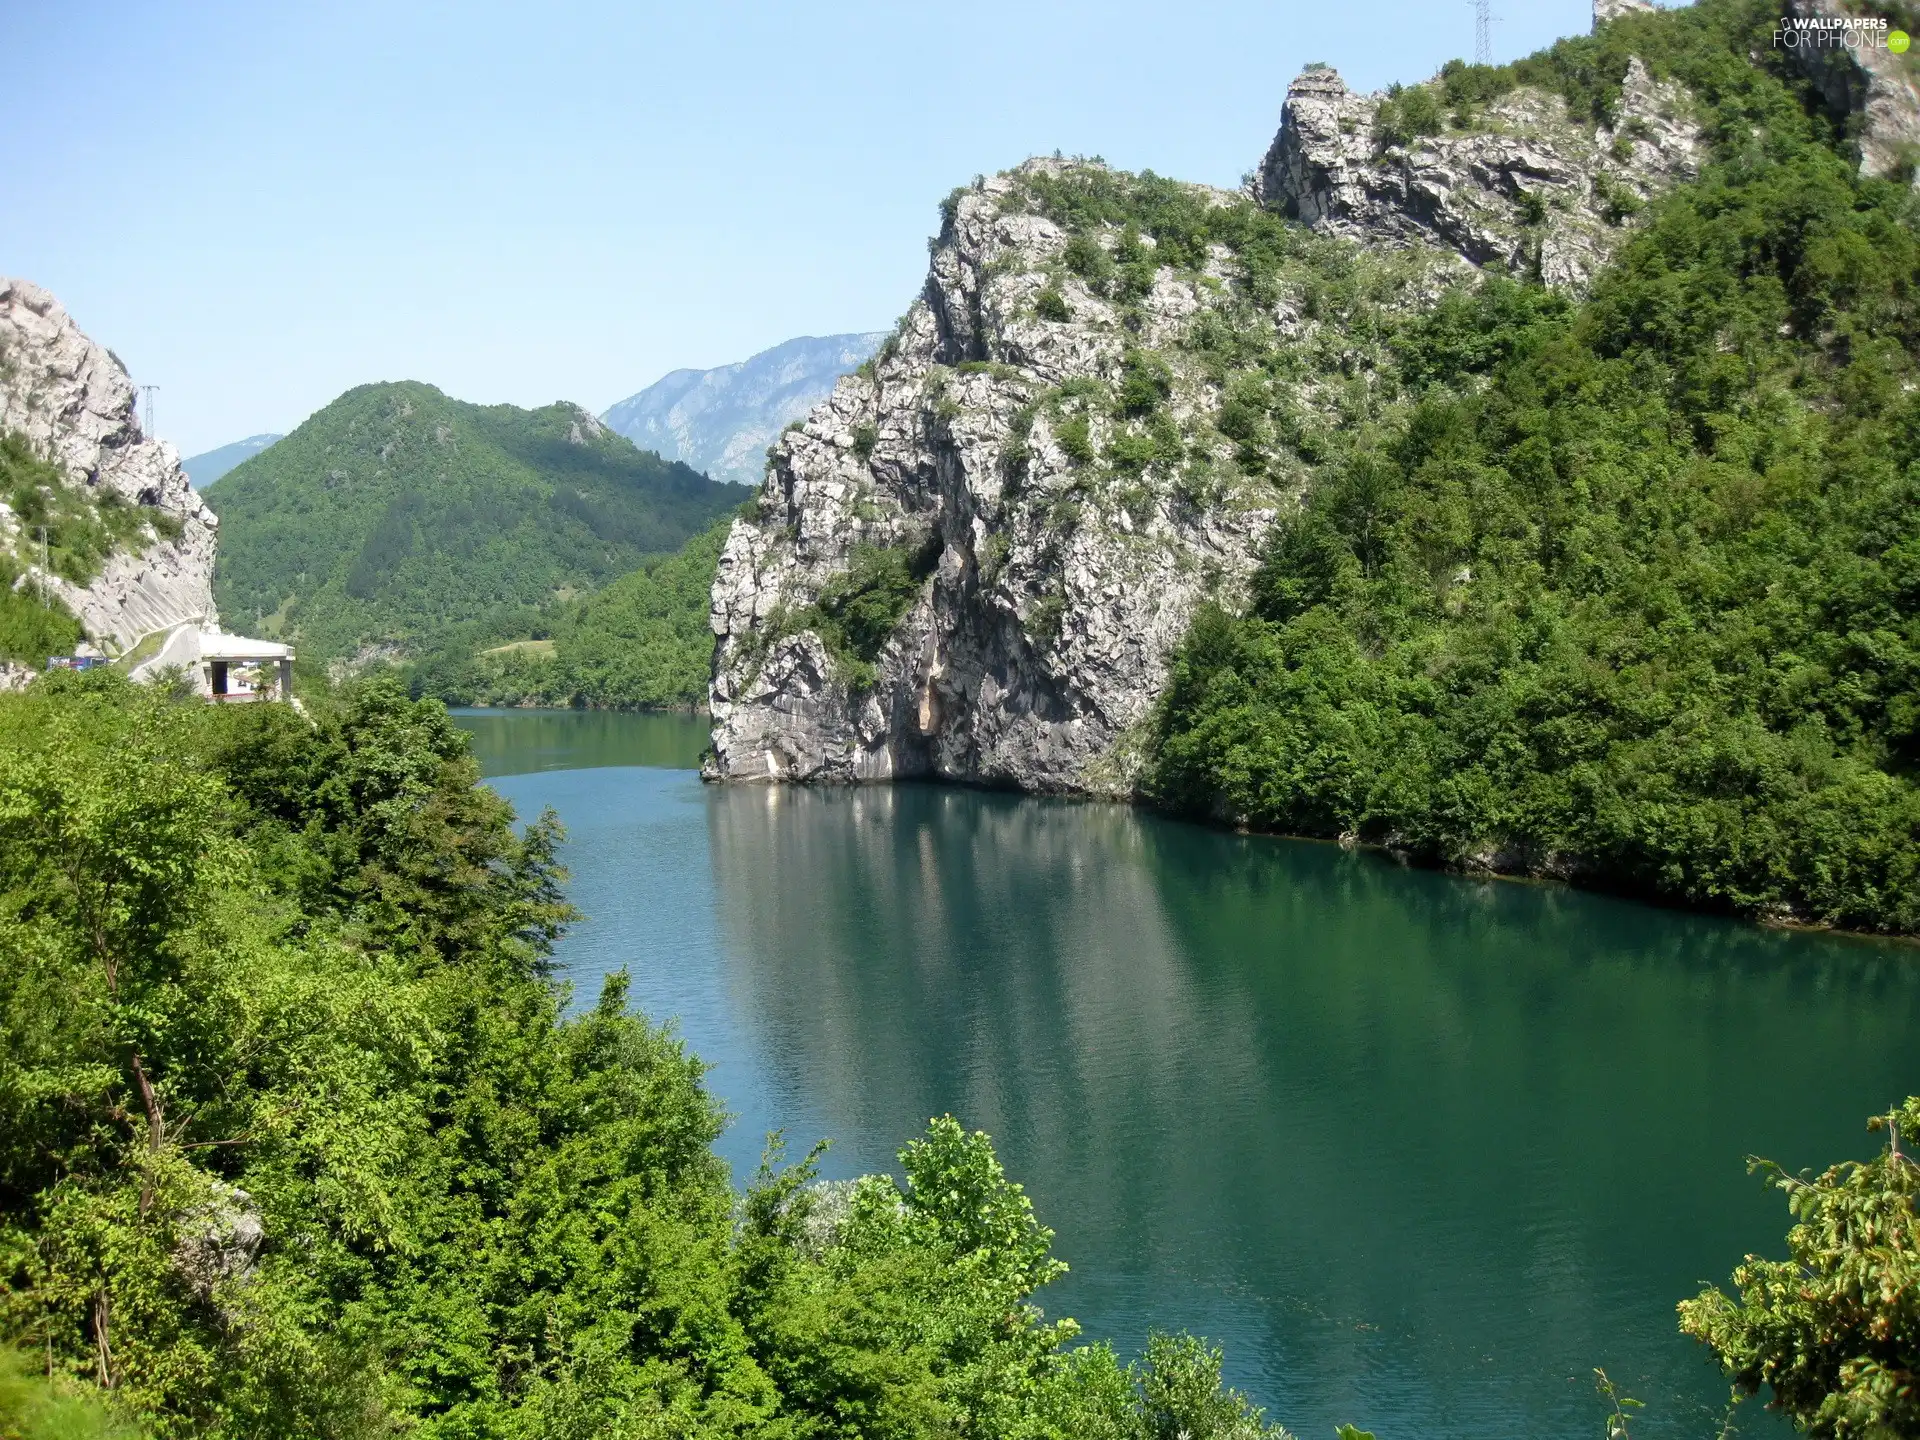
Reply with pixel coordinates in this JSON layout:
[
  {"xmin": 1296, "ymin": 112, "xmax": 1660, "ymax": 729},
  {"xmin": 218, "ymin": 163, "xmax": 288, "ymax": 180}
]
[{"xmin": 1, "ymin": 0, "xmax": 1604, "ymax": 457}]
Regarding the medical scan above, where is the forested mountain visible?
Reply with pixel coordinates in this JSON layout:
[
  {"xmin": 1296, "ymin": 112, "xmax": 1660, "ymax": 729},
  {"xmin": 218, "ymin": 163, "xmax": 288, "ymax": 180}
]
[
  {"xmin": 707, "ymin": 0, "xmax": 1920, "ymax": 933},
  {"xmin": 208, "ymin": 381, "xmax": 737, "ymax": 662},
  {"xmin": 183, "ymin": 432, "xmax": 281, "ymax": 488},
  {"xmin": 409, "ymin": 515, "xmax": 732, "ymax": 709},
  {"xmin": 602, "ymin": 332, "xmax": 885, "ymax": 486}
]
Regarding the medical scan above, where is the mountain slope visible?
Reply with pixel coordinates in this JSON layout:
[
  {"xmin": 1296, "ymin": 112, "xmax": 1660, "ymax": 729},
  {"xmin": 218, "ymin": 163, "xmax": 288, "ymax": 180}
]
[
  {"xmin": 409, "ymin": 515, "xmax": 734, "ymax": 709},
  {"xmin": 602, "ymin": 332, "xmax": 885, "ymax": 486},
  {"xmin": 185, "ymin": 432, "xmax": 281, "ymax": 487},
  {"xmin": 209, "ymin": 381, "xmax": 736, "ymax": 662},
  {"xmin": 0, "ymin": 278, "xmax": 217, "ymax": 658},
  {"xmin": 706, "ymin": 0, "xmax": 1918, "ymax": 932}
]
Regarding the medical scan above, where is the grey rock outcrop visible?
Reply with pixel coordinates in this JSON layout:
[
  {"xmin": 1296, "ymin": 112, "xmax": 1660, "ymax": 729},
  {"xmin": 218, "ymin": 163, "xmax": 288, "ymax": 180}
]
[
  {"xmin": 1253, "ymin": 57, "xmax": 1702, "ymax": 292},
  {"xmin": 707, "ymin": 17, "xmax": 1720, "ymax": 798},
  {"xmin": 1594, "ymin": 0, "xmax": 1655, "ymax": 23},
  {"xmin": 707, "ymin": 165, "xmax": 1291, "ymax": 793},
  {"xmin": 1782, "ymin": 0, "xmax": 1920, "ymax": 182},
  {"xmin": 172, "ymin": 1181, "xmax": 264, "ymax": 1300},
  {"xmin": 0, "ymin": 278, "xmax": 218, "ymax": 649}
]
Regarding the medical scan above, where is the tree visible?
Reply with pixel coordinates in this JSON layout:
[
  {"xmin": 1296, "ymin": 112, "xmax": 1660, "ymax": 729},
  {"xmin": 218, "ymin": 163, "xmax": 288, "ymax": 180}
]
[{"xmin": 1679, "ymin": 1097, "xmax": 1920, "ymax": 1437}]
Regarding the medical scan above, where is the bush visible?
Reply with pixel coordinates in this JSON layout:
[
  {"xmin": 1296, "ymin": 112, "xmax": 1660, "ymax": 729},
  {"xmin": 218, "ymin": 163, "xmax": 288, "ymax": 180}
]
[{"xmin": 1680, "ymin": 1097, "xmax": 1920, "ymax": 1435}]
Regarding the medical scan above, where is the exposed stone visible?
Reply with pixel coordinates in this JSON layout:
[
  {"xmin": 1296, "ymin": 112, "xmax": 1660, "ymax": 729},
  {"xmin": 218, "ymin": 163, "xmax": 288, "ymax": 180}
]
[
  {"xmin": 0, "ymin": 278, "xmax": 218, "ymax": 650},
  {"xmin": 708, "ymin": 22, "xmax": 1721, "ymax": 799},
  {"xmin": 1782, "ymin": 0, "xmax": 1920, "ymax": 183},
  {"xmin": 1253, "ymin": 59, "xmax": 1702, "ymax": 293},
  {"xmin": 707, "ymin": 164, "xmax": 1285, "ymax": 794},
  {"xmin": 171, "ymin": 1181, "xmax": 264, "ymax": 1299},
  {"xmin": 1594, "ymin": 0, "xmax": 1654, "ymax": 24}
]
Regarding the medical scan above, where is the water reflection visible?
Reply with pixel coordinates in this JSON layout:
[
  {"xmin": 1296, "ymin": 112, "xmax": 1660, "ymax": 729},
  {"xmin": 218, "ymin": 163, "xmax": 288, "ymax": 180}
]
[
  {"xmin": 703, "ymin": 782, "xmax": 1920, "ymax": 1440},
  {"xmin": 453, "ymin": 707, "xmax": 708, "ymax": 776}
]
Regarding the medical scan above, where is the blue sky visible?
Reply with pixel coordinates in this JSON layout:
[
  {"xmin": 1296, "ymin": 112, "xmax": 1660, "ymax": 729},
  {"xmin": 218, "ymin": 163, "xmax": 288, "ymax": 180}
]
[{"xmin": 2, "ymin": 0, "xmax": 1604, "ymax": 456}]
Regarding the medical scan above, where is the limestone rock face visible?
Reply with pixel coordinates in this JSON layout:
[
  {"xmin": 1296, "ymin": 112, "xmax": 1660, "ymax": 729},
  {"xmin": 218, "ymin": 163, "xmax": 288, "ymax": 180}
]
[
  {"xmin": 171, "ymin": 1181, "xmax": 264, "ymax": 1300},
  {"xmin": 1253, "ymin": 58, "xmax": 1702, "ymax": 292},
  {"xmin": 1783, "ymin": 0, "xmax": 1920, "ymax": 183},
  {"xmin": 0, "ymin": 278, "xmax": 218, "ymax": 648},
  {"xmin": 708, "ymin": 29, "xmax": 1717, "ymax": 798},
  {"xmin": 1594, "ymin": 0, "xmax": 1654, "ymax": 24},
  {"xmin": 707, "ymin": 164, "xmax": 1284, "ymax": 793}
]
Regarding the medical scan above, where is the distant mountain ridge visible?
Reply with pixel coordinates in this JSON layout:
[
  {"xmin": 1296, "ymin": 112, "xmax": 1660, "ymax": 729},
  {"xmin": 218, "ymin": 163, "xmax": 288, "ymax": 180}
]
[
  {"xmin": 602, "ymin": 332, "xmax": 885, "ymax": 487},
  {"xmin": 209, "ymin": 381, "xmax": 736, "ymax": 662},
  {"xmin": 184, "ymin": 433, "xmax": 281, "ymax": 488}
]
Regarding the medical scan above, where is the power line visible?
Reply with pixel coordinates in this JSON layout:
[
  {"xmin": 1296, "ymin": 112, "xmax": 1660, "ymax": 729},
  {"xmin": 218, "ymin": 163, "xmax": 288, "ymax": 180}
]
[
  {"xmin": 138, "ymin": 384, "xmax": 159, "ymax": 439},
  {"xmin": 1469, "ymin": 0, "xmax": 1496, "ymax": 65}
]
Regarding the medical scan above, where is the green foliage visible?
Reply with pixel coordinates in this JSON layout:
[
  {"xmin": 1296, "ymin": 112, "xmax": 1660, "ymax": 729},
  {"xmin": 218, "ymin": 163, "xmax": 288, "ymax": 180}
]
[
  {"xmin": 1374, "ymin": 83, "xmax": 1443, "ymax": 148},
  {"xmin": 801, "ymin": 539, "xmax": 938, "ymax": 689},
  {"xmin": 1433, "ymin": 0, "xmax": 1810, "ymax": 132},
  {"xmin": 1146, "ymin": 0, "xmax": 1920, "ymax": 933},
  {"xmin": 0, "ymin": 433, "xmax": 178, "ymax": 592},
  {"xmin": 1115, "ymin": 352, "xmax": 1173, "ymax": 419},
  {"xmin": 1056, "ymin": 416, "xmax": 1095, "ymax": 466},
  {"xmin": 1035, "ymin": 287, "xmax": 1072, "ymax": 323},
  {"xmin": 1679, "ymin": 1097, "xmax": 1920, "ymax": 1437},
  {"xmin": 0, "ymin": 673, "xmax": 1283, "ymax": 1436},
  {"xmin": 0, "ymin": 1347, "xmax": 142, "ymax": 1439},
  {"xmin": 0, "ymin": 569, "xmax": 83, "ymax": 667},
  {"xmin": 410, "ymin": 516, "xmax": 735, "ymax": 710},
  {"xmin": 207, "ymin": 383, "xmax": 738, "ymax": 662}
]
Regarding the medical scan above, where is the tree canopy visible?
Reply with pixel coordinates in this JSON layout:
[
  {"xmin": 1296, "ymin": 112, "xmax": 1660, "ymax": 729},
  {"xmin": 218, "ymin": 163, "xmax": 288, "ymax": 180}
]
[{"xmin": 0, "ymin": 673, "xmax": 1291, "ymax": 1440}]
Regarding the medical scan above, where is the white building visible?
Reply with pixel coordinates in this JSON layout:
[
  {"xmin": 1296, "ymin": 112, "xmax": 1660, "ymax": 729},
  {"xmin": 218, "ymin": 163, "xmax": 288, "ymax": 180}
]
[{"xmin": 132, "ymin": 623, "xmax": 294, "ymax": 702}]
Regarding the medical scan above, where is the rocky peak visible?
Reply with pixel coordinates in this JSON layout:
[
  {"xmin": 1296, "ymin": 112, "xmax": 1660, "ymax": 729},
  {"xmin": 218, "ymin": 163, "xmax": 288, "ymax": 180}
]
[
  {"xmin": 1594, "ymin": 0, "xmax": 1655, "ymax": 25},
  {"xmin": 0, "ymin": 278, "xmax": 218, "ymax": 648},
  {"xmin": 1254, "ymin": 54, "xmax": 1702, "ymax": 291},
  {"xmin": 705, "ymin": 159, "xmax": 1443, "ymax": 792}
]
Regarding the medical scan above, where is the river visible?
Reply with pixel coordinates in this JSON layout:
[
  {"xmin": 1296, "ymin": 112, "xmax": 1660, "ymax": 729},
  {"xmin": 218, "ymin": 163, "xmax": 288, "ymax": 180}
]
[{"xmin": 453, "ymin": 706, "xmax": 1920, "ymax": 1440}]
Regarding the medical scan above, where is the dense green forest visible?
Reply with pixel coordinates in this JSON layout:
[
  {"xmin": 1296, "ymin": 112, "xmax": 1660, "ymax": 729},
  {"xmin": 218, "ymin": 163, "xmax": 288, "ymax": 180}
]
[
  {"xmin": 0, "ymin": 673, "xmax": 1302, "ymax": 1440},
  {"xmin": 1122, "ymin": 0, "xmax": 1920, "ymax": 933},
  {"xmin": 207, "ymin": 383, "xmax": 738, "ymax": 665},
  {"xmin": 406, "ymin": 515, "xmax": 734, "ymax": 711}
]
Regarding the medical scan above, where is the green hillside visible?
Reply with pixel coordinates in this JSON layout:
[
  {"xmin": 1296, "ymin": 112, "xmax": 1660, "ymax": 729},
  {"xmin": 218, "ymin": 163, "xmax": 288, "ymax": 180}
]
[
  {"xmin": 208, "ymin": 381, "xmax": 738, "ymax": 661},
  {"xmin": 410, "ymin": 514, "xmax": 734, "ymax": 710},
  {"xmin": 1146, "ymin": 0, "xmax": 1920, "ymax": 933}
]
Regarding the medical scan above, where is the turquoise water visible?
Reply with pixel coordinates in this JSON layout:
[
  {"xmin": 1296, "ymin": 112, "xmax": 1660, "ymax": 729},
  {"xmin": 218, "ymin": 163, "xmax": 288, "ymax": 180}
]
[{"xmin": 457, "ymin": 708, "xmax": 1920, "ymax": 1440}]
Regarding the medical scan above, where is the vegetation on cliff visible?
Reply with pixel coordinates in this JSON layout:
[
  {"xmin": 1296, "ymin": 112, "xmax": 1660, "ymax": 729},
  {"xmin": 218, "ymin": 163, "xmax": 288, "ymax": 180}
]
[
  {"xmin": 0, "ymin": 433, "xmax": 177, "ymax": 665},
  {"xmin": 208, "ymin": 382, "xmax": 737, "ymax": 664},
  {"xmin": 1138, "ymin": 0, "xmax": 1919, "ymax": 932},
  {"xmin": 0, "ymin": 673, "xmax": 1292, "ymax": 1439}
]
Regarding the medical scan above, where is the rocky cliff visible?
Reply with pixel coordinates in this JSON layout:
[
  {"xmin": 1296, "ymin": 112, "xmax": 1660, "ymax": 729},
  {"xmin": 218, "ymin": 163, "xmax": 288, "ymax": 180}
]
[
  {"xmin": 704, "ymin": 10, "xmax": 1711, "ymax": 793},
  {"xmin": 0, "ymin": 278, "xmax": 218, "ymax": 649},
  {"xmin": 1252, "ymin": 52, "xmax": 1701, "ymax": 292}
]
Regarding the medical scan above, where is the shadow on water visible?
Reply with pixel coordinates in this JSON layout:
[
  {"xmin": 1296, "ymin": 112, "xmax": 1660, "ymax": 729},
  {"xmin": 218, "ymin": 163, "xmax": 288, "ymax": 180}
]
[{"xmin": 461, "ymin": 712, "xmax": 1920, "ymax": 1440}]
